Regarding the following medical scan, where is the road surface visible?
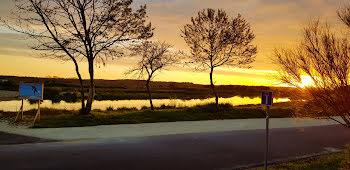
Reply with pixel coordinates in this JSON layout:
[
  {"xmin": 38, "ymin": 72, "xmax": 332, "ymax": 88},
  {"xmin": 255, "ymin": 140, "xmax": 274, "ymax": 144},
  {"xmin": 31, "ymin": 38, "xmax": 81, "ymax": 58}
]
[
  {"xmin": 0, "ymin": 118, "xmax": 339, "ymax": 140},
  {"xmin": 1, "ymin": 124, "xmax": 350, "ymax": 170}
]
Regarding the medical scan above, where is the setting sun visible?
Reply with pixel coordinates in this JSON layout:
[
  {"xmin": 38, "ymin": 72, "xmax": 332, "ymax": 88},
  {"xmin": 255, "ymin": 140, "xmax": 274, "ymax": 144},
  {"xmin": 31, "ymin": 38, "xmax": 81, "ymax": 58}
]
[{"xmin": 300, "ymin": 75, "xmax": 315, "ymax": 88}]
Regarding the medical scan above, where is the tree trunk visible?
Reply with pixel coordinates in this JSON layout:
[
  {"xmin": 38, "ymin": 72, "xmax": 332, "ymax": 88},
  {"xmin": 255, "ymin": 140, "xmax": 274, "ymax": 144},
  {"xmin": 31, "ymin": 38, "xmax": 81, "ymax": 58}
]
[
  {"xmin": 84, "ymin": 60, "xmax": 94, "ymax": 114},
  {"xmin": 78, "ymin": 78, "xmax": 85, "ymax": 114},
  {"xmin": 72, "ymin": 59, "xmax": 86, "ymax": 114},
  {"xmin": 210, "ymin": 67, "xmax": 219, "ymax": 111},
  {"xmin": 340, "ymin": 114, "xmax": 350, "ymax": 127},
  {"xmin": 146, "ymin": 79, "xmax": 154, "ymax": 111}
]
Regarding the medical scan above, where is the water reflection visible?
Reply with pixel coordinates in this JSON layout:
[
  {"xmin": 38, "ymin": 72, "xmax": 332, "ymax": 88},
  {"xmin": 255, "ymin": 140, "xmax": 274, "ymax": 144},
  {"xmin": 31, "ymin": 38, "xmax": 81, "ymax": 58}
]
[{"xmin": 0, "ymin": 97, "xmax": 290, "ymax": 112}]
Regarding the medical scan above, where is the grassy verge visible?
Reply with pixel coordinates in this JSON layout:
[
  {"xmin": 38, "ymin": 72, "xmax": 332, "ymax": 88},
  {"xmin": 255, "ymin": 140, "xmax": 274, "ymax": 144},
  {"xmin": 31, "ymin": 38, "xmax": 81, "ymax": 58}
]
[
  {"xmin": 249, "ymin": 152, "xmax": 344, "ymax": 170},
  {"xmin": 0, "ymin": 102, "xmax": 295, "ymax": 128}
]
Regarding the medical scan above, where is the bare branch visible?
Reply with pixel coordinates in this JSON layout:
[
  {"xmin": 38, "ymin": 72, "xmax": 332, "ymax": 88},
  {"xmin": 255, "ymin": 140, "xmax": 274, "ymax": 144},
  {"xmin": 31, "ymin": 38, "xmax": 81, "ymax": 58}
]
[
  {"xmin": 273, "ymin": 18, "xmax": 350, "ymax": 127},
  {"xmin": 2, "ymin": 0, "xmax": 154, "ymax": 114}
]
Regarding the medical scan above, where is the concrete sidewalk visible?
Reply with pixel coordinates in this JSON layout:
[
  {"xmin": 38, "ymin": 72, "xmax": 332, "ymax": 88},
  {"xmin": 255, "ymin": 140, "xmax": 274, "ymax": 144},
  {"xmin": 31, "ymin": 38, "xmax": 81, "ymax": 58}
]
[{"xmin": 0, "ymin": 118, "xmax": 339, "ymax": 141}]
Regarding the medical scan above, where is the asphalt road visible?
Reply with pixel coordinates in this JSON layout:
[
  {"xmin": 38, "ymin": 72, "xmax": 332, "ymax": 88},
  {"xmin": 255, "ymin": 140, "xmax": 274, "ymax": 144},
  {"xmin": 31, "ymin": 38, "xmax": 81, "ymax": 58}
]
[{"xmin": 1, "ymin": 125, "xmax": 350, "ymax": 170}]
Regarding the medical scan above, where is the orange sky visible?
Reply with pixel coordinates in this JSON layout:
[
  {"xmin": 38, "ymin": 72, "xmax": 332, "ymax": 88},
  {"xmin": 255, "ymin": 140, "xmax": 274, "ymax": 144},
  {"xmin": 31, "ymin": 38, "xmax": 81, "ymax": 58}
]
[{"xmin": 0, "ymin": 0, "xmax": 346, "ymax": 86}]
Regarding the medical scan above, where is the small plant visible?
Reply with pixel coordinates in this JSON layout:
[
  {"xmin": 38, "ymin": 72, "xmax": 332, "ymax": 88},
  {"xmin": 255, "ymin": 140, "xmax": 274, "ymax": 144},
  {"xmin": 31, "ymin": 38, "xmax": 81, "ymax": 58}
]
[
  {"xmin": 218, "ymin": 103, "xmax": 234, "ymax": 110},
  {"xmin": 106, "ymin": 106, "xmax": 114, "ymax": 111},
  {"xmin": 116, "ymin": 107, "xmax": 137, "ymax": 112},
  {"xmin": 341, "ymin": 144, "xmax": 350, "ymax": 170},
  {"xmin": 156, "ymin": 104, "xmax": 176, "ymax": 110},
  {"xmin": 61, "ymin": 92, "xmax": 79, "ymax": 103},
  {"xmin": 160, "ymin": 104, "xmax": 166, "ymax": 109}
]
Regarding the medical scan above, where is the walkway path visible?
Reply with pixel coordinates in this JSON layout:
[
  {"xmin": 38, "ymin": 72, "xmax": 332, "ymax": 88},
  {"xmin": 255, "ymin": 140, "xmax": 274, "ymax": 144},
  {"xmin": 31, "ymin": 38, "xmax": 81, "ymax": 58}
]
[{"xmin": 0, "ymin": 117, "xmax": 339, "ymax": 141}]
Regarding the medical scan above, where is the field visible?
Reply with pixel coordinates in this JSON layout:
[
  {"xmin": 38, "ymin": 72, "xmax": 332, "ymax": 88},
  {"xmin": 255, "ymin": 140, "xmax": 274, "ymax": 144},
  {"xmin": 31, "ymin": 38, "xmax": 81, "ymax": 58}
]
[
  {"xmin": 0, "ymin": 76, "xmax": 305, "ymax": 128},
  {"xmin": 0, "ymin": 76, "xmax": 301, "ymax": 102}
]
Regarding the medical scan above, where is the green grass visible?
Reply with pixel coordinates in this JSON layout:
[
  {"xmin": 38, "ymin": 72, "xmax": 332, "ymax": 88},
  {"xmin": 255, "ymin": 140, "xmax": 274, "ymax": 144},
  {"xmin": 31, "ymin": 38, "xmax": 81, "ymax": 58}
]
[
  {"xmin": 250, "ymin": 152, "xmax": 344, "ymax": 170},
  {"xmin": 20, "ymin": 102, "xmax": 295, "ymax": 128}
]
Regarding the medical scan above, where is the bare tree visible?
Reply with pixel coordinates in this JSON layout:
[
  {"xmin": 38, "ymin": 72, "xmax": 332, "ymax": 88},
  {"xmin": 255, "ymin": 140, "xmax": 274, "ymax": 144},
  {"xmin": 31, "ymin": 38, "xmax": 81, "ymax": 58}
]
[
  {"xmin": 273, "ymin": 19, "xmax": 350, "ymax": 127},
  {"xmin": 2, "ymin": 0, "xmax": 153, "ymax": 114},
  {"xmin": 181, "ymin": 8, "xmax": 257, "ymax": 109},
  {"xmin": 127, "ymin": 41, "xmax": 183, "ymax": 110}
]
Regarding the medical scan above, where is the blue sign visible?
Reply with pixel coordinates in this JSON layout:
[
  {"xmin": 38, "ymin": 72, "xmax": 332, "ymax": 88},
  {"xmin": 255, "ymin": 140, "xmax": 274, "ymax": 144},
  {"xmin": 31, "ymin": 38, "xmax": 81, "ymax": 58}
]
[
  {"xmin": 261, "ymin": 91, "xmax": 273, "ymax": 106},
  {"xmin": 19, "ymin": 84, "xmax": 44, "ymax": 100}
]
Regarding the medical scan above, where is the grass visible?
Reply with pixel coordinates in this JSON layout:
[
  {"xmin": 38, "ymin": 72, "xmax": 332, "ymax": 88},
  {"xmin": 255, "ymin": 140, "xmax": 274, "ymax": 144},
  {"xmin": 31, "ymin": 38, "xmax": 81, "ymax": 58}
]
[
  {"xmin": 1, "ymin": 102, "xmax": 295, "ymax": 128},
  {"xmin": 249, "ymin": 152, "xmax": 344, "ymax": 170}
]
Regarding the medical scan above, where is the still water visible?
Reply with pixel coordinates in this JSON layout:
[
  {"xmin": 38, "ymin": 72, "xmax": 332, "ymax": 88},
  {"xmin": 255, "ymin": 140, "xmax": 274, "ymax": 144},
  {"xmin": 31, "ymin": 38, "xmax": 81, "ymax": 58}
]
[{"xmin": 0, "ymin": 97, "xmax": 290, "ymax": 112}]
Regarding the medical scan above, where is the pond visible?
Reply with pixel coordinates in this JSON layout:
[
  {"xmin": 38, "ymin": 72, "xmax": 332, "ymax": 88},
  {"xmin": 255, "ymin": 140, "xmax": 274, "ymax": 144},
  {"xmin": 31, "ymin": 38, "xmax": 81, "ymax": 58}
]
[{"xmin": 0, "ymin": 96, "xmax": 290, "ymax": 112}]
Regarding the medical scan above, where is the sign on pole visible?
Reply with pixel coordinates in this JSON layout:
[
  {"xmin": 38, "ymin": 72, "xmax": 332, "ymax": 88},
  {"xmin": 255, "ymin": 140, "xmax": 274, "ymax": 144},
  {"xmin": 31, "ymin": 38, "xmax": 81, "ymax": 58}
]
[
  {"xmin": 261, "ymin": 90, "xmax": 273, "ymax": 170},
  {"xmin": 19, "ymin": 84, "xmax": 44, "ymax": 100},
  {"xmin": 16, "ymin": 84, "xmax": 44, "ymax": 124},
  {"xmin": 261, "ymin": 90, "xmax": 273, "ymax": 106}
]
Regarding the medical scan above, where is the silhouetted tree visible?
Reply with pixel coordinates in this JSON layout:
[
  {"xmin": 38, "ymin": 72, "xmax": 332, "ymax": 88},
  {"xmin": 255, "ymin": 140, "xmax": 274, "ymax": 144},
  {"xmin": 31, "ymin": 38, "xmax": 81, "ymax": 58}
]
[
  {"xmin": 127, "ymin": 41, "xmax": 183, "ymax": 110},
  {"xmin": 3, "ymin": 0, "xmax": 153, "ymax": 114},
  {"xmin": 181, "ymin": 8, "xmax": 257, "ymax": 109},
  {"xmin": 273, "ymin": 19, "xmax": 350, "ymax": 127}
]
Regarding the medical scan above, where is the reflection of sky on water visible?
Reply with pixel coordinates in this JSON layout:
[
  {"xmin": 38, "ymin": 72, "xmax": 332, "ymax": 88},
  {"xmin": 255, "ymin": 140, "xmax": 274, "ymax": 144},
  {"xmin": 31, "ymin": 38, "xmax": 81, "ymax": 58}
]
[{"xmin": 0, "ymin": 97, "xmax": 290, "ymax": 112}]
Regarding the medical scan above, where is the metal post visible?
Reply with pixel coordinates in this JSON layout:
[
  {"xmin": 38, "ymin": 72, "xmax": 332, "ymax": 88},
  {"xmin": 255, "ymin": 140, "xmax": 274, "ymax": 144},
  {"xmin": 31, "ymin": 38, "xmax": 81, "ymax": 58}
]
[
  {"xmin": 21, "ymin": 99, "xmax": 24, "ymax": 120},
  {"xmin": 38, "ymin": 100, "xmax": 40, "ymax": 121},
  {"xmin": 264, "ymin": 106, "xmax": 270, "ymax": 170},
  {"xmin": 15, "ymin": 99, "xmax": 23, "ymax": 122},
  {"xmin": 33, "ymin": 100, "xmax": 41, "ymax": 125}
]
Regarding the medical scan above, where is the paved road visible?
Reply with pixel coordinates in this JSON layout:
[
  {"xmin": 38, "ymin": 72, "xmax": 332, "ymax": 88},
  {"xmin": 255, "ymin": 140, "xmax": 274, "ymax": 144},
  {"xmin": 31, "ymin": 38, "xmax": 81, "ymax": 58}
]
[
  {"xmin": 0, "ymin": 118, "xmax": 339, "ymax": 140},
  {"xmin": 1, "ymin": 125, "xmax": 350, "ymax": 170}
]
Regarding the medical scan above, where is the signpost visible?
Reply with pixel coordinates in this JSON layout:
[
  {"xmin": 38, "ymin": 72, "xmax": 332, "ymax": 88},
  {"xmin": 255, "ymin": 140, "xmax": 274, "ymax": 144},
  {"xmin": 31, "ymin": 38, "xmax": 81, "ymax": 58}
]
[
  {"xmin": 19, "ymin": 84, "xmax": 44, "ymax": 100},
  {"xmin": 261, "ymin": 90, "xmax": 273, "ymax": 170},
  {"xmin": 15, "ymin": 84, "xmax": 44, "ymax": 124}
]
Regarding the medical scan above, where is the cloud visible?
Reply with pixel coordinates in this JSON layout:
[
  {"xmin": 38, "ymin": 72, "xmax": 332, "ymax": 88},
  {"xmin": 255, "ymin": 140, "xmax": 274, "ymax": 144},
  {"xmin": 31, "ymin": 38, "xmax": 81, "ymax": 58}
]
[
  {"xmin": 0, "ymin": 0, "xmax": 15, "ymax": 16},
  {"xmin": 0, "ymin": 0, "xmax": 347, "ymax": 85}
]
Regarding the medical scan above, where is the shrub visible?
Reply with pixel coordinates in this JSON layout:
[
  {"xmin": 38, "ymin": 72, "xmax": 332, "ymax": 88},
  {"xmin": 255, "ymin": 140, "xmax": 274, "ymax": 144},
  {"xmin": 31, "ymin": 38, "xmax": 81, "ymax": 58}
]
[
  {"xmin": 61, "ymin": 92, "xmax": 78, "ymax": 103},
  {"xmin": 341, "ymin": 144, "xmax": 350, "ymax": 170},
  {"xmin": 106, "ymin": 106, "xmax": 114, "ymax": 111},
  {"xmin": 158, "ymin": 104, "xmax": 176, "ymax": 110},
  {"xmin": 116, "ymin": 107, "xmax": 137, "ymax": 112}
]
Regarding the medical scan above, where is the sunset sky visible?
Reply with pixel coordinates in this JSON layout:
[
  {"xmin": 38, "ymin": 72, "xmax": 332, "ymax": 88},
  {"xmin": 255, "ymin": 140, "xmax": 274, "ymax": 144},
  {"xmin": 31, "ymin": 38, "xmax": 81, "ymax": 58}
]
[{"xmin": 0, "ymin": 0, "xmax": 346, "ymax": 86}]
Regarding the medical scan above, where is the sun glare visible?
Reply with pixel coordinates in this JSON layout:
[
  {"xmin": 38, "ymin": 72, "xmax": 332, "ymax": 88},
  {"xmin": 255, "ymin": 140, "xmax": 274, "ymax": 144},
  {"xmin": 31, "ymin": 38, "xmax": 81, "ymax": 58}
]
[{"xmin": 299, "ymin": 75, "xmax": 315, "ymax": 88}]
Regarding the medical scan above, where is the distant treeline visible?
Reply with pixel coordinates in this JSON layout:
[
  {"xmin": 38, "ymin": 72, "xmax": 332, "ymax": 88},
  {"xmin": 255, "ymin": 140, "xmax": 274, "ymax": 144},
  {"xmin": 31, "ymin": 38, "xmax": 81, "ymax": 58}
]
[{"xmin": 0, "ymin": 75, "xmax": 301, "ymax": 102}]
